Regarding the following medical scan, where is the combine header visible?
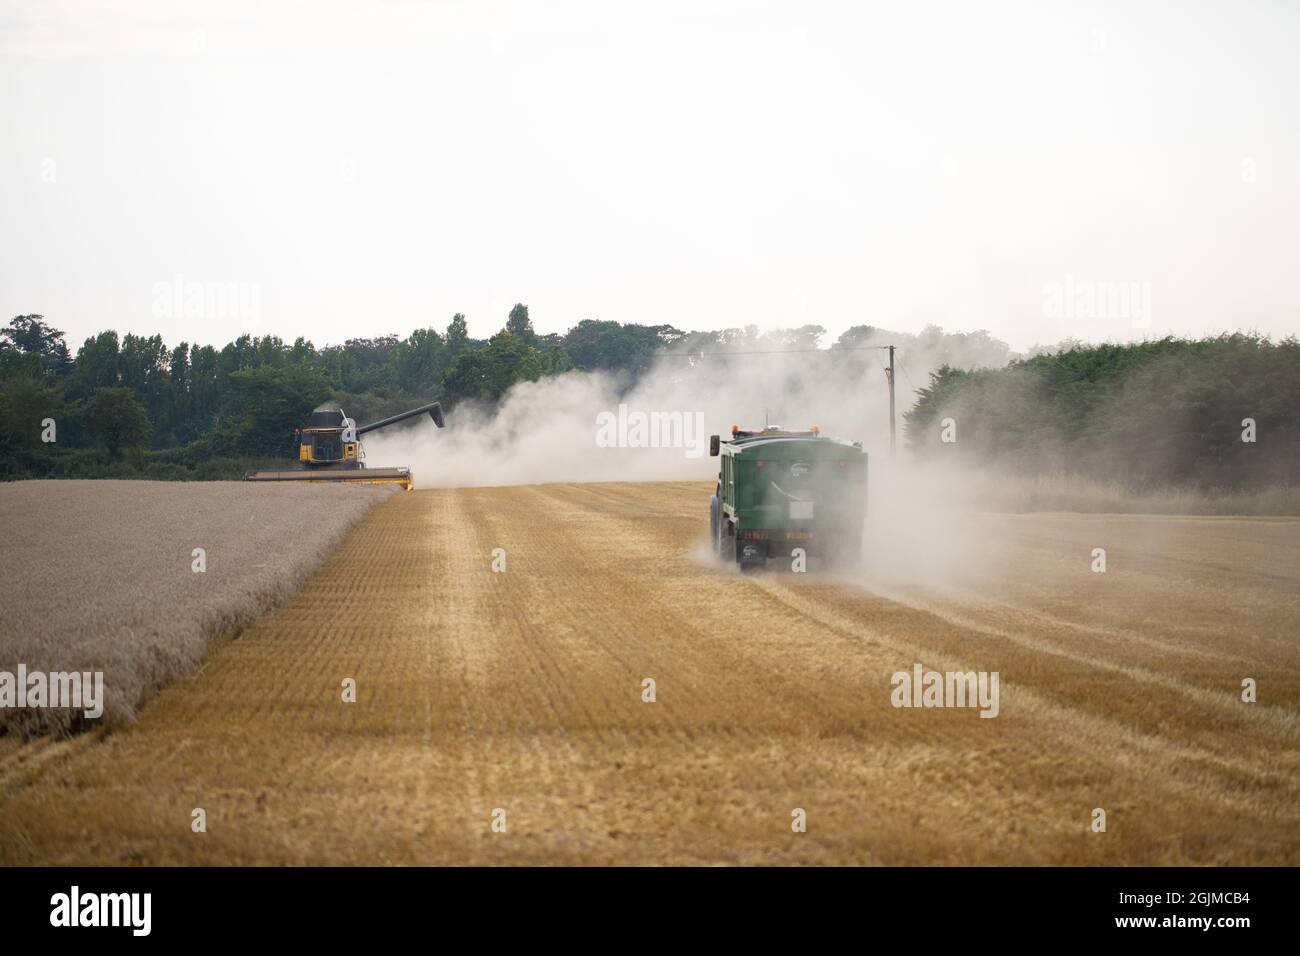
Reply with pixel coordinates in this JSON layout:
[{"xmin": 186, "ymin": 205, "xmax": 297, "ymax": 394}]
[
  {"xmin": 709, "ymin": 423, "xmax": 867, "ymax": 568},
  {"xmin": 244, "ymin": 401, "xmax": 444, "ymax": 491}
]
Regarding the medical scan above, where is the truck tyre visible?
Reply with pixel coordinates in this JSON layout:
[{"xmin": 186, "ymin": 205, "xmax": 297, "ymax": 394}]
[{"xmin": 710, "ymin": 494, "xmax": 723, "ymax": 559}]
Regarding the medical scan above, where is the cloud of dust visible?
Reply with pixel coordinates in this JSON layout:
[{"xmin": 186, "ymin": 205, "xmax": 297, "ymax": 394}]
[
  {"xmin": 361, "ymin": 325, "xmax": 1014, "ymax": 591},
  {"xmin": 365, "ymin": 325, "xmax": 1009, "ymax": 487}
]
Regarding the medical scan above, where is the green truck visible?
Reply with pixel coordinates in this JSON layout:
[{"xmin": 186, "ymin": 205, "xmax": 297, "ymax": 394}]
[{"xmin": 709, "ymin": 425, "xmax": 867, "ymax": 568}]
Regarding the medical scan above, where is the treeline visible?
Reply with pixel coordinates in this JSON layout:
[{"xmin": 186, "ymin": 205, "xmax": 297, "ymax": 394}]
[
  {"xmin": 2, "ymin": 308, "xmax": 950, "ymax": 479},
  {"xmin": 15, "ymin": 309, "xmax": 1292, "ymax": 491},
  {"xmin": 904, "ymin": 335, "xmax": 1300, "ymax": 490}
]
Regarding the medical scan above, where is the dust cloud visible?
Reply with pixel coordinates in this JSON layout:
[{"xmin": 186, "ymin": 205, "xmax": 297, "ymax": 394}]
[
  {"xmin": 364, "ymin": 325, "xmax": 1006, "ymax": 489},
  {"xmin": 362, "ymin": 326, "xmax": 1240, "ymax": 638},
  {"xmin": 362, "ymin": 325, "xmax": 1008, "ymax": 590}
]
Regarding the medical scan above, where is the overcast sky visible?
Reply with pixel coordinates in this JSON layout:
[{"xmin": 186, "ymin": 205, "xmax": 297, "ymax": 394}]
[{"xmin": 2, "ymin": 0, "xmax": 1298, "ymax": 352}]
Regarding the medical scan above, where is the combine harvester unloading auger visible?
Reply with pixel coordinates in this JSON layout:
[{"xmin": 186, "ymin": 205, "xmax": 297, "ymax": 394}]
[{"xmin": 243, "ymin": 401, "xmax": 445, "ymax": 491}]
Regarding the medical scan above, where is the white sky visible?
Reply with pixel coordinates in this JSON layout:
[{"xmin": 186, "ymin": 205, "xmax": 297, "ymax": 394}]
[{"xmin": 2, "ymin": 0, "xmax": 1298, "ymax": 352}]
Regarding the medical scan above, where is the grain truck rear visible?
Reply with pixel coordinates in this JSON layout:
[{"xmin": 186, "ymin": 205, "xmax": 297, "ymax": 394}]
[{"xmin": 709, "ymin": 424, "xmax": 867, "ymax": 569}]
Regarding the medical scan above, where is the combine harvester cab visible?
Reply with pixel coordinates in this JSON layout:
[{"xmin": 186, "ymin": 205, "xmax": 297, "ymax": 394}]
[
  {"xmin": 709, "ymin": 424, "xmax": 867, "ymax": 569},
  {"xmin": 244, "ymin": 401, "xmax": 445, "ymax": 491}
]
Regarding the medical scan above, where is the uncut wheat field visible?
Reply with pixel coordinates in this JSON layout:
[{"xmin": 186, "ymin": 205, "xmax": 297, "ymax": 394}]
[{"xmin": 1, "ymin": 481, "xmax": 1297, "ymax": 865}]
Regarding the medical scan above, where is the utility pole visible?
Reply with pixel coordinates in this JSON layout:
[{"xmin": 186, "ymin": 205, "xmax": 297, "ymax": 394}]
[{"xmin": 886, "ymin": 344, "xmax": 896, "ymax": 456}]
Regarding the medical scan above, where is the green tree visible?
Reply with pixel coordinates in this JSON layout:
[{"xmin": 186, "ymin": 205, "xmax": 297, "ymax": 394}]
[
  {"xmin": 763, "ymin": 324, "xmax": 826, "ymax": 350},
  {"xmin": 288, "ymin": 337, "xmax": 316, "ymax": 365},
  {"xmin": 445, "ymin": 313, "xmax": 469, "ymax": 361},
  {"xmin": 84, "ymin": 387, "xmax": 153, "ymax": 457},
  {"xmin": 443, "ymin": 331, "xmax": 543, "ymax": 404},
  {"xmin": 0, "ymin": 340, "xmax": 42, "ymax": 381},
  {"xmin": 323, "ymin": 335, "xmax": 398, "ymax": 392},
  {"xmin": 119, "ymin": 332, "xmax": 170, "ymax": 433},
  {"xmin": 904, "ymin": 335, "xmax": 1300, "ymax": 490},
  {"xmin": 225, "ymin": 363, "xmax": 334, "ymax": 455},
  {"xmin": 0, "ymin": 375, "xmax": 63, "ymax": 452},
  {"xmin": 1, "ymin": 315, "xmax": 72, "ymax": 380},
  {"xmin": 506, "ymin": 303, "xmax": 536, "ymax": 345},
  {"xmin": 390, "ymin": 327, "xmax": 444, "ymax": 394},
  {"xmin": 70, "ymin": 330, "xmax": 123, "ymax": 399},
  {"xmin": 189, "ymin": 344, "xmax": 222, "ymax": 430},
  {"xmin": 562, "ymin": 320, "xmax": 677, "ymax": 376},
  {"xmin": 834, "ymin": 325, "xmax": 878, "ymax": 349}
]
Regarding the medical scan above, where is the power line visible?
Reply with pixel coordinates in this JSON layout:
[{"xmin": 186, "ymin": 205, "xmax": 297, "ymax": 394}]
[
  {"xmin": 660, "ymin": 345, "xmax": 895, "ymax": 357},
  {"xmin": 897, "ymin": 363, "xmax": 917, "ymax": 393}
]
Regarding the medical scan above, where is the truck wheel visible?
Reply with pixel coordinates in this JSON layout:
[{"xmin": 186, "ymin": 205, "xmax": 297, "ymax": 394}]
[{"xmin": 709, "ymin": 495, "xmax": 723, "ymax": 558}]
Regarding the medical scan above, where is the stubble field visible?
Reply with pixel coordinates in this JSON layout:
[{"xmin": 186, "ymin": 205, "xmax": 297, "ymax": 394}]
[{"xmin": 1, "ymin": 481, "xmax": 1296, "ymax": 865}]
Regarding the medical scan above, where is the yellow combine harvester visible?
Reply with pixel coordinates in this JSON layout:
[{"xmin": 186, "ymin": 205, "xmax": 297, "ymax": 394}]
[{"xmin": 243, "ymin": 401, "xmax": 444, "ymax": 491}]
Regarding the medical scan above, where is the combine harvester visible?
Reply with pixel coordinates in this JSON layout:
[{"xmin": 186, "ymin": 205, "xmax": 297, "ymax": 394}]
[
  {"xmin": 709, "ymin": 423, "xmax": 867, "ymax": 569},
  {"xmin": 244, "ymin": 401, "xmax": 444, "ymax": 491}
]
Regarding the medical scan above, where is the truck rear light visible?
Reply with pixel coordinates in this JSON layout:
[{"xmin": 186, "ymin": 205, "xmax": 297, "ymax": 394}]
[{"xmin": 741, "ymin": 530, "xmax": 768, "ymax": 540}]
